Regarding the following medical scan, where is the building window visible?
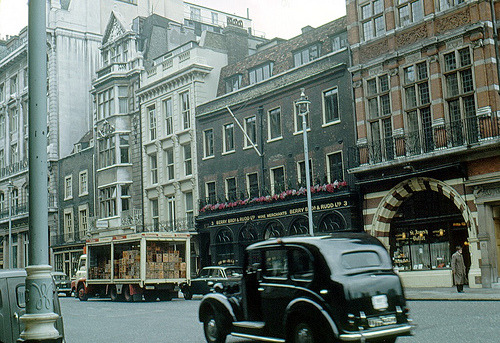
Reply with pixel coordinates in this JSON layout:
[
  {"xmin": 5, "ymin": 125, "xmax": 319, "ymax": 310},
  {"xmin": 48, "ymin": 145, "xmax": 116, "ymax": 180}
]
[
  {"xmin": 97, "ymin": 88, "xmax": 114, "ymax": 120},
  {"xmin": 268, "ymin": 107, "xmax": 282, "ymax": 140},
  {"xmin": 167, "ymin": 196, "xmax": 176, "ymax": 229},
  {"xmin": 404, "ymin": 61, "xmax": 433, "ymax": 154},
  {"xmin": 293, "ymin": 44, "xmax": 321, "ymax": 67},
  {"xmin": 297, "ymin": 160, "xmax": 313, "ymax": 187},
  {"xmin": 225, "ymin": 177, "xmax": 237, "ymax": 202},
  {"xmin": 244, "ymin": 116, "xmax": 257, "ymax": 147},
  {"xmin": 64, "ymin": 209, "xmax": 74, "ymax": 241},
  {"xmin": 203, "ymin": 129, "xmax": 214, "ymax": 158},
  {"xmin": 323, "ymin": 87, "xmax": 340, "ymax": 124},
  {"xmin": 10, "ymin": 75, "xmax": 17, "ymax": 95},
  {"xmin": 185, "ymin": 191, "xmax": 194, "ymax": 227},
  {"xmin": 151, "ymin": 199, "xmax": 159, "ymax": 231},
  {"xmin": 121, "ymin": 184, "xmax": 130, "ymax": 211},
  {"xmin": 9, "ymin": 107, "xmax": 18, "ymax": 136},
  {"xmin": 0, "ymin": 149, "xmax": 4, "ymax": 168},
  {"xmin": 444, "ymin": 48, "xmax": 476, "ymax": 146},
  {"xmin": 78, "ymin": 206, "xmax": 88, "ymax": 236},
  {"xmin": 360, "ymin": 0, "xmax": 385, "ymax": 41},
  {"xmin": 118, "ymin": 86, "xmax": 128, "ymax": 114},
  {"xmin": 119, "ymin": 134, "xmax": 129, "ymax": 163},
  {"xmin": 398, "ymin": 0, "xmax": 424, "ymax": 26},
  {"xmin": 64, "ymin": 175, "xmax": 73, "ymax": 200},
  {"xmin": 190, "ymin": 7, "xmax": 201, "ymax": 21},
  {"xmin": 294, "ymin": 101, "xmax": 310, "ymax": 133},
  {"xmin": 183, "ymin": 143, "xmax": 192, "ymax": 176},
  {"xmin": 249, "ymin": 62, "xmax": 273, "ymax": 84},
  {"xmin": 438, "ymin": 0, "xmax": 465, "ymax": 12},
  {"xmin": 166, "ymin": 148, "xmax": 175, "ymax": 180},
  {"xmin": 223, "ymin": 123, "xmax": 235, "ymax": 153},
  {"xmin": 271, "ymin": 166, "xmax": 285, "ymax": 195},
  {"xmin": 99, "ymin": 186, "xmax": 117, "ymax": 218},
  {"xmin": 79, "ymin": 170, "xmax": 88, "ymax": 196},
  {"xmin": 225, "ymin": 74, "xmax": 242, "ymax": 93},
  {"xmin": 10, "ymin": 143, "xmax": 18, "ymax": 165},
  {"xmin": 327, "ymin": 152, "xmax": 344, "ymax": 183},
  {"xmin": 247, "ymin": 173, "xmax": 259, "ymax": 198},
  {"xmin": 164, "ymin": 98, "xmax": 173, "ymax": 136},
  {"xmin": 206, "ymin": 181, "xmax": 216, "ymax": 204},
  {"xmin": 211, "ymin": 12, "xmax": 219, "ymax": 25},
  {"xmin": 180, "ymin": 91, "xmax": 191, "ymax": 130},
  {"xmin": 150, "ymin": 153, "xmax": 158, "ymax": 184},
  {"xmin": 98, "ymin": 136, "xmax": 115, "ymax": 169},
  {"xmin": 148, "ymin": 105, "xmax": 156, "ymax": 140},
  {"xmin": 0, "ymin": 83, "xmax": 4, "ymax": 102},
  {"xmin": 0, "ymin": 114, "xmax": 5, "ymax": 138},
  {"xmin": 332, "ymin": 32, "xmax": 348, "ymax": 51}
]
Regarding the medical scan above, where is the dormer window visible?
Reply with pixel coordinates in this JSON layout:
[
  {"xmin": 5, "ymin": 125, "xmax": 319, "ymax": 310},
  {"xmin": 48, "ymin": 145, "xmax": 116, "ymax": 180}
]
[
  {"xmin": 293, "ymin": 43, "xmax": 321, "ymax": 67},
  {"xmin": 332, "ymin": 32, "xmax": 348, "ymax": 51},
  {"xmin": 225, "ymin": 74, "xmax": 242, "ymax": 93},
  {"xmin": 249, "ymin": 62, "xmax": 274, "ymax": 85}
]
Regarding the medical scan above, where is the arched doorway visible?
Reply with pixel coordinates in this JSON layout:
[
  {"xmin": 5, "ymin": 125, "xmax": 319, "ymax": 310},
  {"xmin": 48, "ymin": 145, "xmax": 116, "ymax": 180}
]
[
  {"xmin": 214, "ymin": 227, "xmax": 235, "ymax": 265},
  {"xmin": 288, "ymin": 217, "xmax": 309, "ymax": 236},
  {"xmin": 390, "ymin": 190, "xmax": 470, "ymax": 274}
]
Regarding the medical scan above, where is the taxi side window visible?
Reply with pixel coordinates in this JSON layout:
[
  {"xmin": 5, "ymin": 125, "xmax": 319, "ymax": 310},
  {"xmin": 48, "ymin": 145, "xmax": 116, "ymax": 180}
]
[
  {"xmin": 199, "ymin": 268, "xmax": 211, "ymax": 278},
  {"xmin": 211, "ymin": 269, "xmax": 222, "ymax": 278},
  {"xmin": 264, "ymin": 249, "xmax": 287, "ymax": 279},
  {"xmin": 290, "ymin": 248, "xmax": 313, "ymax": 281},
  {"xmin": 17, "ymin": 284, "xmax": 26, "ymax": 308}
]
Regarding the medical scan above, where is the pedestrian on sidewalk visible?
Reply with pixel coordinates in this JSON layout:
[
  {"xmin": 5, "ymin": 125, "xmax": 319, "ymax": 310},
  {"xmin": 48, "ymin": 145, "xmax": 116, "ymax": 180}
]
[{"xmin": 451, "ymin": 246, "xmax": 467, "ymax": 293}]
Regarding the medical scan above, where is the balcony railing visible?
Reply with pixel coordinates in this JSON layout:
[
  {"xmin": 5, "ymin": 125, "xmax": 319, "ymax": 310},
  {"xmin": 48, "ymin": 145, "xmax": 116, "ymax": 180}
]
[
  {"xmin": 349, "ymin": 113, "xmax": 500, "ymax": 167},
  {"xmin": 0, "ymin": 202, "xmax": 28, "ymax": 219},
  {"xmin": 50, "ymin": 230, "xmax": 88, "ymax": 247},
  {"xmin": 95, "ymin": 60, "xmax": 141, "ymax": 79},
  {"xmin": 141, "ymin": 216, "xmax": 195, "ymax": 233}
]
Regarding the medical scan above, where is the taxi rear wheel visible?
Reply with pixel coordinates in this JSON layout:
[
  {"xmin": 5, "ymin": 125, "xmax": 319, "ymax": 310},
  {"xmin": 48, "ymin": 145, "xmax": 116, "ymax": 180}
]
[
  {"xmin": 203, "ymin": 312, "xmax": 227, "ymax": 343},
  {"xmin": 292, "ymin": 322, "xmax": 315, "ymax": 343}
]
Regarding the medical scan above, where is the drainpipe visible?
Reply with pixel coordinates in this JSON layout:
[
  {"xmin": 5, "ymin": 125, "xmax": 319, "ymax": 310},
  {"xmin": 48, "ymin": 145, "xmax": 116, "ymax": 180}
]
[
  {"xmin": 258, "ymin": 106, "xmax": 266, "ymax": 194},
  {"xmin": 490, "ymin": 0, "xmax": 500, "ymax": 96},
  {"xmin": 19, "ymin": 0, "xmax": 62, "ymax": 341}
]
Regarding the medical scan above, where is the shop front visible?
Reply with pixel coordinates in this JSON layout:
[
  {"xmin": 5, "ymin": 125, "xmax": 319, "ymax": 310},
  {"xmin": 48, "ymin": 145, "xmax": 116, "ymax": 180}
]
[{"xmin": 196, "ymin": 191, "xmax": 360, "ymax": 267}]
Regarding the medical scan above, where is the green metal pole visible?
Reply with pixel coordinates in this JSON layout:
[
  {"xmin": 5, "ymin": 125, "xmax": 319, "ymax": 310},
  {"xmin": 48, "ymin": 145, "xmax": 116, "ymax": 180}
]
[{"xmin": 18, "ymin": 0, "xmax": 62, "ymax": 341}]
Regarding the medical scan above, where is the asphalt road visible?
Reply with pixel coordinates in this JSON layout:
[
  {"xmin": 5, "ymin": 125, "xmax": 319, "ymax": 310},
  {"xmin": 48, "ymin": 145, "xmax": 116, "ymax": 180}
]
[{"xmin": 59, "ymin": 296, "xmax": 500, "ymax": 343}]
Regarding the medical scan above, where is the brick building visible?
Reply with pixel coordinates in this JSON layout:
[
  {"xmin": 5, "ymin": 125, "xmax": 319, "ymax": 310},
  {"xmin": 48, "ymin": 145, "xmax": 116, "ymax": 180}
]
[
  {"xmin": 347, "ymin": 0, "xmax": 500, "ymax": 287},
  {"xmin": 195, "ymin": 18, "xmax": 361, "ymax": 266}
]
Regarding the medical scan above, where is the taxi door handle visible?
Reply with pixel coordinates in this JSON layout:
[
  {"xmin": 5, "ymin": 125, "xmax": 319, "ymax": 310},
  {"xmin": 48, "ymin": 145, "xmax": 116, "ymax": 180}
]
[
  {"xmin": 258, "ymin": 287, "xmax": 264, "ymax": 292},
  {"xmin": 13, "ymin": 312, "xmax": 19, "ymax": 321},
  {"xmin": 207, "ymin": 281, "xmax": 214, "ymax": 286}
]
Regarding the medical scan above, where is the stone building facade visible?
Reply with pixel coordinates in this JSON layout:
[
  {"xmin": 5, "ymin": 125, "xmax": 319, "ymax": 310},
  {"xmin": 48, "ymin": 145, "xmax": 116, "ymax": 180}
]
[
  {"xmin": 347, "ymin": 0, "xmax": 500, "ymax": 287},
  {"xmin": 195, "ymin": 17, "xmax": 360, "ymax": 266}
]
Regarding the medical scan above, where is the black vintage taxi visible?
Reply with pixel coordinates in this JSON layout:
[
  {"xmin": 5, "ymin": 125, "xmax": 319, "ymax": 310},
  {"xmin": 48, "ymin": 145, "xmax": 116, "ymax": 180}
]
[
  {"xmin": 198, "ymin": 232, "xmax": 413, "ymax": 343},
  {"xmin": 182, "ymin": 266, "xmax": 243, "ymax": 300}
]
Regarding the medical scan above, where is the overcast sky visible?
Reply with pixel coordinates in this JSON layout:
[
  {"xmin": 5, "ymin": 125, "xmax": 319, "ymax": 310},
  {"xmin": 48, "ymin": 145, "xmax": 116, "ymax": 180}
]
[{"xmin": 0, "ymin": 0, "xmax": 346, "ymax": 40}]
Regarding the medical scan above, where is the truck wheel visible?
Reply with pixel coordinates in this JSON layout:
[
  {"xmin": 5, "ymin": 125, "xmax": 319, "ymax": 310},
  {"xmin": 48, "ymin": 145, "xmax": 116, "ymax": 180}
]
[
  {"xmin": 203, "ymin": 312, "xmax": 227, "ymax": 343},
  {"xmin": 123, "ymin": 285, "xmax": 133, "ymax": 302},
  {"xmin": 109, "ymin": 286, "xmax": 119, "ymax": 302},
  {"xmin": 77, "ymin": 284, "xmax": 88, "ymax": 301},
  {"xmin": 183, "ymin": 287, "xmax": 193, "ymax": 300}
]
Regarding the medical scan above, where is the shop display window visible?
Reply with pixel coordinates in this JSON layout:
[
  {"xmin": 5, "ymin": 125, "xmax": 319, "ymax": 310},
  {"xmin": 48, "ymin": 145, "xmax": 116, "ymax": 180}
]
[{"xmin": 391, "ymin": 227, "xmax": 451, "ymax": 271}]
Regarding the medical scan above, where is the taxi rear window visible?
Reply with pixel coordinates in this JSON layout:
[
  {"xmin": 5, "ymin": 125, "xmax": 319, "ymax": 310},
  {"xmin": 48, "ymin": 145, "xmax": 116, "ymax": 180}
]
[{"xmin": 341, "ymin": 251, "xmax": 381, "ymax": 269}]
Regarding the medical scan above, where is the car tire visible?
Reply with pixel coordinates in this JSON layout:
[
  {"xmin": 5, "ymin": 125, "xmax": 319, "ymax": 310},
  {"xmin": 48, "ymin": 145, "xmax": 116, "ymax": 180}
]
[
  {"xmin": 77, "ymin": 284, "xmax": 88, "ymax": 301},
  {"xmin": 203, "ymin": 312, "xmax": 227, "ymax": 343},
  {"xmin": 109, "ymin": 286, "xmax": 119, "ymax": 302},
  {"xmin": 292, "ymin": 321, "xmax": 316, "ymax": 343},
  {"xmin": 123, "ymin": 285, "xmax": 133, "ymax": 302},
  {"xmin": 183, "ymin": 286, "xmax": 193, "ymax": 300}
]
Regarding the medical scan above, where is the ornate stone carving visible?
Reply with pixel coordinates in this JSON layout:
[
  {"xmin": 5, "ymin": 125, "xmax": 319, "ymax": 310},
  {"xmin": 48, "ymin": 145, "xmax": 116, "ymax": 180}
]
[
  {"xmin": 473, "ymin": 186, "xmax": 500, "ymax": 199},
  {"xmin": 436, "ymin": 10, "xmax": 471, "ymax": 35},
  {"xmin": 97, "ymin": 120, "xmax": 115, "ymax": 138},
  {"xmin": 396, "ymin": 25, "xmax": 427, "ymax": 48},
  {"xmin": 353, "ymin": 80, "xmax": 362, "ymax": 88},
  {"xmin": 389, "ymin": 68, "xmax": 399, "ymax": 76},
  {"xmin": 360, "ymin": 40, "xmax": 389, "ymax": 64}
]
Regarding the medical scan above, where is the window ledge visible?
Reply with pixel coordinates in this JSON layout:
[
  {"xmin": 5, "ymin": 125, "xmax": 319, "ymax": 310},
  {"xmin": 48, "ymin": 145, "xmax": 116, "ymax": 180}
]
[
  {"xmin": 202, "ymin": 155, "xmax": 215, "ymax": 161},
  {"xmin": 79, "ymin": 192, "xmax": 89, "ymax": 197},
  {"xmin": 267, "ymin": 137, "xmax": 283, "ymax": 143},
  {"xmin": 322, "ymin": 120, "xmax": 341, "ymax": 128},
  {"xmin": 222, "ymin": 150, "xmax": 235, "ymax": 156},
  {"xmin": 293, "ymin": 128, "xmax": 311, "ymax": 135}
]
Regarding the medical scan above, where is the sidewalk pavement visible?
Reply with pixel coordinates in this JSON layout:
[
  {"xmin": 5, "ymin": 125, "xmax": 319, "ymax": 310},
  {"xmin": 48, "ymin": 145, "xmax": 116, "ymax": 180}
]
[{"xmin": 404, "ymin": 286, "xmax": 500, "ymax": 301}]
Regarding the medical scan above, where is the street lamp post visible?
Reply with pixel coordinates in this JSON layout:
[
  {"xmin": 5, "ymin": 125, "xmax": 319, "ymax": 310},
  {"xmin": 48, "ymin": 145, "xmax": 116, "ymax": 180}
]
[
  {"xmin": 8, "ymin": 180, "xmax": 13, "ymax": 268},
  {"xmin": 296, "ymin": 89, "xmax": 314, "ymax": 236}
]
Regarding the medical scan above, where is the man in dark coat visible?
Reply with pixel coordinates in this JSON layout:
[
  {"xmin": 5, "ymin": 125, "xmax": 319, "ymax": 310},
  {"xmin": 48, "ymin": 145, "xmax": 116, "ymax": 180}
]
[{"xmin": 451, "ymin": 246, "xmax": 467, "ymax": 293}]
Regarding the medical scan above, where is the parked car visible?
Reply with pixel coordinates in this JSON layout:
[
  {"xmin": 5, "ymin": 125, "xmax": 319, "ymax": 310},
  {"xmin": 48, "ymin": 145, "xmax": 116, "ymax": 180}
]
[
  {"xmin": 52, "ymin": 271, "xmax": 72, "ymax": 296},
  {"xmin": 198, "ymin": 232, "xmax": 413, "ymax": 343},
  {"xmin": 182, "ymin": 266, "xmax": 243, "ymax": 300},
  {"xmin": 0, "ymin": 269, "xmax": 65, "ymax": 343}
]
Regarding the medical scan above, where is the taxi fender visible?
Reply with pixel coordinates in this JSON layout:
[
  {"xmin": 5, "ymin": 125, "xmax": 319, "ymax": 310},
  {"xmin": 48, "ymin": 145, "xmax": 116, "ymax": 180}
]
[
  {"xmin": 198, "ymin": 293, "xmax": 237, "ymax": 323},
  {"xmin": 284, "ymin": 297, "xmax": 339, "ymax": 337}
]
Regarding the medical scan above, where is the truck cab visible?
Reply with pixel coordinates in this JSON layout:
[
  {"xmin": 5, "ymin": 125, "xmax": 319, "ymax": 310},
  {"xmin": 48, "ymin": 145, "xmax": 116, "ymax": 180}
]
[
  {"xmin": 71, "ymin": 254, "xmax": 87, "ymax": 297},
  {"xmin": 0, "ymin": 269, "xmax": 65, "ymax": 343}
]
